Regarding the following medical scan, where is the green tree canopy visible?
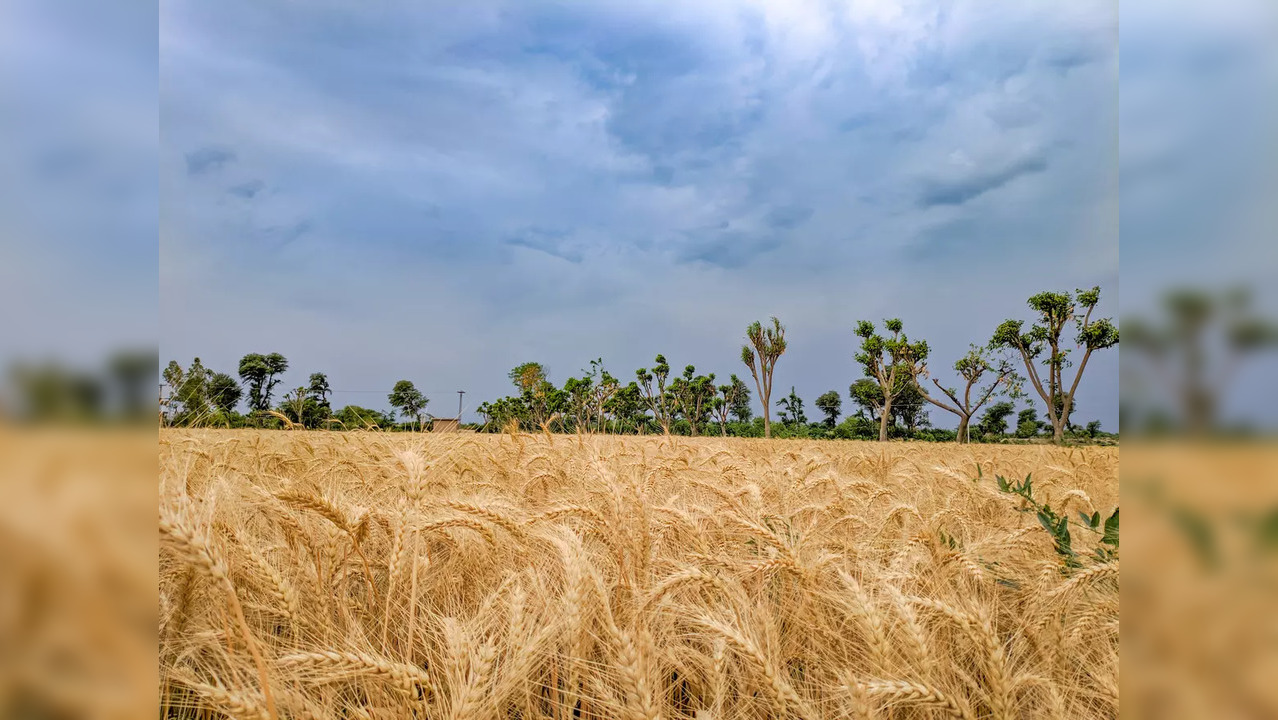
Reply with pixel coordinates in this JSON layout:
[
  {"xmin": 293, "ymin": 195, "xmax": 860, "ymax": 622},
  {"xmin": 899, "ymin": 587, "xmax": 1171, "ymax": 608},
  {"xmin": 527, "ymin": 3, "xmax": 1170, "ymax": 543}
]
[
  {"xmin": 741, "ymin": 317, "xmax": 787, "ymax": 438},
  {"xmin": 238, "ymin": 352, "xmax": 289, "ymax": 414},
  {"xmin": 636, "ymin": 354, "xmax": 674, "ymax": 434},
  {"xmin": 975, "ymin": 401, "xmax": 1016, "ymax": 439},
  {"xmin": 776, "ymin": 386, "xmax": 807, "ymax": 428},
  {"xmin": 387, "ymin": 380, "xmax": 427, "ymax": 431},
  {"xmin": 991, "ymin": 287, "xmax": 1118, "ymax": 443},
  {"xmin": 815, "ymin": 390, "xmax": 841, "ymax": 428},
  {"xmin": 854, "ymin": 318, "xmax": 929, "ymax": 441},
  {"xmin": 207, "ymin": 372, "xmax": 242, "ymax": 415}
]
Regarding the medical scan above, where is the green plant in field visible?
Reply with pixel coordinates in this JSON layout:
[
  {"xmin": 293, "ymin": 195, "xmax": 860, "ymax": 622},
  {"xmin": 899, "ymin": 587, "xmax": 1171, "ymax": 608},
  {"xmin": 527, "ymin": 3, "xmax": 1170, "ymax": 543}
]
[{"xmin": 978, "ymin": 463, "xmax": 1118, "ymax": 570}]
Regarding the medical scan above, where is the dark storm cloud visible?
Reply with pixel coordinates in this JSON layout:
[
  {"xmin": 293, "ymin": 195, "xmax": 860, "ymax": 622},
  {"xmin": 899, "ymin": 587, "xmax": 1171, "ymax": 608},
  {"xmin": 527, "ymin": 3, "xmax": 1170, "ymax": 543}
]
[{"xmin": 918, "ymin": 155, "xmax": 1049, "ymax": 207}]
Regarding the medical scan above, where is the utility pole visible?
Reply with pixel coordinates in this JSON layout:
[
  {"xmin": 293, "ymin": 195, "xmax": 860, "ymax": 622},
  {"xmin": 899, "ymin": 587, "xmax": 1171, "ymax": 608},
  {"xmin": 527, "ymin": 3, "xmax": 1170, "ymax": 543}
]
[{"xmin": 457, "ymin": 390, "xmax": 465, "ymax": 421}]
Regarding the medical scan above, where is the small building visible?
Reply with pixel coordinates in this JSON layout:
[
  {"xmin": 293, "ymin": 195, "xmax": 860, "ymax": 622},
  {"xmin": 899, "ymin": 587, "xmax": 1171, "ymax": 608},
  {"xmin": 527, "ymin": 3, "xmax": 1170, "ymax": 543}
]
[{"xmin": 431, "ymin": 417, "xmax": 461, "ymax": 433}]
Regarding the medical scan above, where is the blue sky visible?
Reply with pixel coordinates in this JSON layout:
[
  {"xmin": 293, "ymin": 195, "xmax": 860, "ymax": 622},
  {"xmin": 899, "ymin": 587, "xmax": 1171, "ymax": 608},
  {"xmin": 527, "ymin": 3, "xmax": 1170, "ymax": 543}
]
[{"xmin": 157, "ymin": 0, "xmax": 1125, "ymax": 427}]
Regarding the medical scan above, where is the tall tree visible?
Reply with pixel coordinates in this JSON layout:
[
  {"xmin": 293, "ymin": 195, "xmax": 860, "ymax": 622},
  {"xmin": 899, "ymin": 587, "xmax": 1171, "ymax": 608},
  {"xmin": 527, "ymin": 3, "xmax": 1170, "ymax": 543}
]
[
  {"xmin": 854, "ymin": 319, "xmax": 929, "ymax": 441},
  {"xmin": 990, "ymin": 287, "xmax": 1119, "ymax": 443},
  {"xmin": 509, "ymin": 362, "xmax": 547, "ymax": 393},
  {"xmin": 508, "ymin": 362, "xmax": 557, "ymax": 428},
  {"xmin": 307, "ymin": 372, "xmax": 331, "ymax": 403},
  {"xmin": 387, "ymin": 380, "xmax": 427, "ymax": 431},
  {"xmin": 304, "ymin": 372, "xmax": 333, "ymax": 427},
  {"xmin": 174, "ymin": 358, "xmax": 213, "ymax": 424},
  {"xmin": 815, "ymin": 390, "xmax": 842, "ymax": 429},
  {"xmin": 636, "ymin": 354, "xmax": 674, "ymax": 434},
  {"xmin": 776, "ymin": 387, "xmax": 807, "ymax": 428},
  {"xmin": 741, "ymin": 317, "xmax": 787, "ymax": 438},
  {"xmin": 238, "ymin": 353, "xmax": 289, "ymax": 414},
  {"xmin": 207, "ymin": 372, "xmax": 242, "ymax": 415},
  {"xmin": 670, "ymin": 365, "xmax": 716, "ymax": 436},
  {"xmin": 911, "ymin": 345, "xmax": 1022, "ymax": 443}
]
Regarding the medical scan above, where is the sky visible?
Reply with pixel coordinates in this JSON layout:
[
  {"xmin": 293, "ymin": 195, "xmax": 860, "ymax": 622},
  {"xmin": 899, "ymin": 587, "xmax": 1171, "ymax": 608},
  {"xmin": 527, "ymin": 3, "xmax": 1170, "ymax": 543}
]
[{"xmin": 153, "ymin": 0, "xmax": 1126, "ymax": 428}]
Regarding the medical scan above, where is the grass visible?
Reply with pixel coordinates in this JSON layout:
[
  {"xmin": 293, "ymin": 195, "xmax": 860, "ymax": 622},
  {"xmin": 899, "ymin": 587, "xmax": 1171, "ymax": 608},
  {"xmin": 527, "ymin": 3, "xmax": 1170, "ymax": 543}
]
[{"xmin": 159, "ymin": 428, "xmax": 1118, "ymax": 720}]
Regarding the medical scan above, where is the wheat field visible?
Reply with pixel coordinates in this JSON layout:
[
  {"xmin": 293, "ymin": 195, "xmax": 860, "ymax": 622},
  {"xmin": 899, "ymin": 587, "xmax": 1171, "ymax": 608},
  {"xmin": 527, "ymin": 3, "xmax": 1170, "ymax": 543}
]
[{"xmin": 159, "ymin": 429, "xmax": 1118, "ymax": 720}]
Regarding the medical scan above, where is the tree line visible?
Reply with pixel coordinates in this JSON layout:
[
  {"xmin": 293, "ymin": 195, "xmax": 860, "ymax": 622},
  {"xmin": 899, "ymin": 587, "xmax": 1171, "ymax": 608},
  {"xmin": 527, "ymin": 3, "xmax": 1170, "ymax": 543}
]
[
  {"xmin": 160, "ymin": 353, "xmax": 438, "ymax": 431},
  {"xmin": 161, "ymin": 286, "xmax": 1119, "ymax": 444}
]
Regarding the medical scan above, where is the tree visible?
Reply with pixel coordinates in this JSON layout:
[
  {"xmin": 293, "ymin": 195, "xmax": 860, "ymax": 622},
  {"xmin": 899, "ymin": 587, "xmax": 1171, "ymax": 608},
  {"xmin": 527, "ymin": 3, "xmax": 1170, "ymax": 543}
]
[
  {"xmin": 741, "ymin": 317, "xmax": 787, "ymax": 438},
  {"xmin": 208, "ymin": 372, "xmax": 242, "ymax": 415},
  {"xmin": 563, "ymin": 374, "xmax": 595, "ymax": 432},
  {"xmin": 1125, "ymin": 287, "xmax": 1278, "ymax": 435},
  {"xmin": 586, "ymin": 359, "xmax": 620, "ymax": 431},
  {"xmin": 854, "ymin": 319, "xmax": 929, "ymax": 441},
  {"xmin": 334, "ymin": 404, "xmax": 394, "ymax": 430},
  {"xmin": 238, "ymin": 353, "xmax": 289, "ymax": 415},
  {"xmin": 174, "ymin": 357, "xmax": 213, "ymax": 424},
  {"xmin": 509, "ymin": 362, "xmax": 547, "ymax": 393},
  {"xmin": 308, "ymin": 372, "xmax": 331, "ymax": 403},
  {"xmin": 815, "ymin": 390, "xmax": 842, "ymax": 429},
  {"xmin": 890, "ymin": 376, "xmax": 929, "ymax": 434},
  {"xmin": 991, "ymin": 287, "xmax": 1119, "ymax": 443},
  {"xmin": 109, "ymin": 350, "xmax": 155, "ymax": 422},
  {"xmin": 605, "ymin": 382, "xmax": 646, "ymax": 432},
  {"xmin": 911, "ymin": 345, "xmax": 1023, "ymax": 443},
  {"xmin": 301, "ymin": 372, "xmax": 333, "ymax": 428},
  {"xmin": 975, "ymin": 401, "xmax": 1015, "ymax": 439},
  {"xmin": 1085, "ymin": 420, "xmax": 1103, "ymax": 439},
  {"xmin": 1016, "ymin": 407, "xmax": 1043, "ymax": 438},
  {"xmin": 281, "ymin": 386, "xmax": 309, "ymax": 426},
  {"xmin": 776, "ymin": 386, "xmax": 807, "ymax": 428},
  {"xmin": 388, "ymin": 380, "xmax": 427, "ymax": 431},
  {"xmin": 848, "ymin": 379, "xmax": 886, "ymax": 425},
  {"xmin": 727, "ymin": 375, "xmax": 752, "ymax": 422},
  {"xmin": 670, "ymin": 365, "xmax": 716, "ymax": 436},
  {"xmin": 162, "ymin": 360, "xmax": 184, "ymax": 422},
  {"xmin": 712, "ymin": 375, "xmax": 750, "ymax": 435},
  {"xmin": 636, "ymin": 354, "xmax": 674, "ymax": 434},
  {"xmin": 508, "ymin": 362, "xmax": 558, "ymax": 428}
]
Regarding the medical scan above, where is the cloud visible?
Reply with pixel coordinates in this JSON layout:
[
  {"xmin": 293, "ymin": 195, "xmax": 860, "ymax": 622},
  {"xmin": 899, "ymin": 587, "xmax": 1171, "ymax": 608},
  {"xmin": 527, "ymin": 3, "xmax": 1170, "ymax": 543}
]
[
  {"xmin": 506, "ymin": 228, "xmax": 583, "ymax": 263},
  {"xmin": 764, "ymin": 205, "xmax": 814, "ymax": 230},
  {"xmin": 184, "ymin": 145, "xmax": 236, "ymax": 175},
  {"xmin": 917, "ymin": 154, "xmax": 1049, "ymax": 207},
  {"xmin": 679, "ymin": 230, "xmax": 782, "ymax": 269},
  {"xmin": 228, "ymin": 179, "xmax": 264, "ymax": 199}
]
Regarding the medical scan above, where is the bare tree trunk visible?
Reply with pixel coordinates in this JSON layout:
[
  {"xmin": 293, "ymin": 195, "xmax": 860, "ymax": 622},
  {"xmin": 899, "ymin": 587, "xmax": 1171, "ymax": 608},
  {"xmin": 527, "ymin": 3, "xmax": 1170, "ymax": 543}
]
[
  {"xmin": 879, "ymin": 397, "xmax": 892, "ymax": 441},
  {"xmin": 956, "ymin": 416, "xmax": 970, "ymax": 444},
  {"xmin": 762, "ymin": 387, "xmax": 772, "ymax": 439},
  {"xmin": 1052, "ymin": 419, "xmax": 1065, "ymax": 444}
]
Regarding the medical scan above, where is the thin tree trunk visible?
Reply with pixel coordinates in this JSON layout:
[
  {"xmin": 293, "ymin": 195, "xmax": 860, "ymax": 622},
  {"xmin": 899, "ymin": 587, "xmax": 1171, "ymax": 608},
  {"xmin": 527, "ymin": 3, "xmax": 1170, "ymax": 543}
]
[
  {"xmin": 956, "ymin": 416, "xmax": 970, "ymax": 444},
  {"xmin": 879, "ymin": 398, "xmax": 892, "ymax": 441},
  {"xmin": 762, "ymin": 395, "xmax": 771, "ymax": 438}
]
